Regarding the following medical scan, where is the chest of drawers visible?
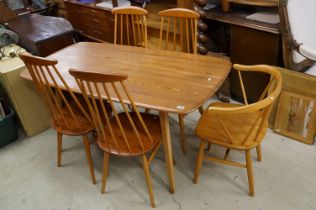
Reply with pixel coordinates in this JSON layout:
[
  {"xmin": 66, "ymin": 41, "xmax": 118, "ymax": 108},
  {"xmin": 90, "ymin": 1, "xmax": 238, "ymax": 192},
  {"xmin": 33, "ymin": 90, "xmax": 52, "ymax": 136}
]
[{"xmin": 65, "ymin": 0, "xmax": 114, "ymax": 43}]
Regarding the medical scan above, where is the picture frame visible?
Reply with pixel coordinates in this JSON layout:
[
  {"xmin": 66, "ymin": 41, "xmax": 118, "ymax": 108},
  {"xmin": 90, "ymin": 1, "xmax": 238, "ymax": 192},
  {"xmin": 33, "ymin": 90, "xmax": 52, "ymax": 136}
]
[{"xmin": 274, "ymin": 90, "xmax": 316, "ymax": 144}]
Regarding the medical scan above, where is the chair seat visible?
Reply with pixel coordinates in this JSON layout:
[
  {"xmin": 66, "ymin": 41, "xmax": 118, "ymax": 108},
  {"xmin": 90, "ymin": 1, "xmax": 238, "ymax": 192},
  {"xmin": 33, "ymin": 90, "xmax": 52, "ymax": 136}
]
[
  {"xmin": 196, "ymin": 102, "xmax": 267, "ymax": 149},
  {"xmin": 51, "ymin": 100, "xmax": 95, "ymax": 135},
  {"xmin": 97, "ymin": 112, "xmax": 162, "ymax": 156}
]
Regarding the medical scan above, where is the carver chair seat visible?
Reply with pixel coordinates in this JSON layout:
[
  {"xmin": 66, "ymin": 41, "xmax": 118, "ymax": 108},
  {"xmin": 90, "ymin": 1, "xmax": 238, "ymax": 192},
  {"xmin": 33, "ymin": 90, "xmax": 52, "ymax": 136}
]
[{"xmin": 196, "ymin": 102, "xmax": 268, "ymax": 150}]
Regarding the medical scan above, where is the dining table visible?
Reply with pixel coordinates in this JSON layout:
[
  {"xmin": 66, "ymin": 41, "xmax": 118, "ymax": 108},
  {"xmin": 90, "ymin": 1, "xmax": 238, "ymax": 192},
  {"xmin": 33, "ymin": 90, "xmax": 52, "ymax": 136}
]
[{"xmin": 20, "ymin": 42, "xmax": 231, "ymax": 194}]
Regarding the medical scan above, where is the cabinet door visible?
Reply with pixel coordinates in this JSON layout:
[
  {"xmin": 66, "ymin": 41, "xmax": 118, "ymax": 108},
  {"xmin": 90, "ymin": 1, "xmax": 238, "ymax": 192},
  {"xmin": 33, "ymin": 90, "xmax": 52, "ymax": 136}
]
[
  {"xmin": 230, "ymin": 25, "xmax": 281, "ymax": 103},
  {"xmin": 65, "ymin": 3, "xmax": 84, "ymax": 31}
]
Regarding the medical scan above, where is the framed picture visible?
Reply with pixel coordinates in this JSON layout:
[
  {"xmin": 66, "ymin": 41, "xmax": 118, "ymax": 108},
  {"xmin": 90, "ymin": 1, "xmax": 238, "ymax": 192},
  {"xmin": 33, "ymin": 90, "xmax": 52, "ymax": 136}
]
[{"xmin": 274, "ymin": 90, "xmax": 316, "ymax": 144}]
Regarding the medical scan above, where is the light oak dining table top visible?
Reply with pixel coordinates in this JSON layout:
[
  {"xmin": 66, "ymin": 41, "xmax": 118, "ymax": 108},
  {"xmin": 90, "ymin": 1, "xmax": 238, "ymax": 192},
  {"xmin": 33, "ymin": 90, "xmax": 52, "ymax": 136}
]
[{"xmin": 20, "ymin": 42, "xmax": 231, "ymax": 114}]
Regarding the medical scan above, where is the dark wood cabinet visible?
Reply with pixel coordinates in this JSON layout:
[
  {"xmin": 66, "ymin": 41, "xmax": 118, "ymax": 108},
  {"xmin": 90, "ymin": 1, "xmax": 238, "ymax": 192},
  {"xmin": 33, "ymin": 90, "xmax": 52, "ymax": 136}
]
[
  {"xmin": 65, "ymin": 0, "xmax": 114, "ymax": 43},
  {"xmin": 205, "ymin": 7, "xmax": 282, "ymax": 102}
]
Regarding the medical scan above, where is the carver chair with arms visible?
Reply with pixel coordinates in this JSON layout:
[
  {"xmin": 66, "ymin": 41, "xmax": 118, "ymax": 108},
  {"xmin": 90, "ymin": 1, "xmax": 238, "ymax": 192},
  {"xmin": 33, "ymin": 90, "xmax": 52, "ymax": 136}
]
[
  {"xmin": 193, "ymin": 64, "xmax": 282, "ymax": 196},
  {"xmin": 19, "ymin": 53, "xmax": 97, "ymax": 184},
  {"xmin": 112, "ymin": 6, "xmax": 148, "ymax": 48},
  {"xmin": 158, "ymin": 8, "xmax": 200, "ymax": 155},
  {"xmin": 279, "ymin": 0, "xmax": 316, "ymax": 75},
  {"xmin": 69, "ymin": 69, "xmax": 162, "ymax": 208}
]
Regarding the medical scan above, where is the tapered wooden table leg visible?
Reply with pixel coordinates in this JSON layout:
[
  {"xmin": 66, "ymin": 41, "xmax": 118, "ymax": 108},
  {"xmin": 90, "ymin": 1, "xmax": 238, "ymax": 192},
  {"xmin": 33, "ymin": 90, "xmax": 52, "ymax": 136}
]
[{"xmin": 159, "ymin": 111, "xmax": 175, "ymax": 194}]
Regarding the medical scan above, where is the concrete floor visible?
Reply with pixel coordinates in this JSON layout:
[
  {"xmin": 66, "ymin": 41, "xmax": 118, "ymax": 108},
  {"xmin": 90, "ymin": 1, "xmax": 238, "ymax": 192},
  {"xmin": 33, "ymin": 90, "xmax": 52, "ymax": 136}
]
[{"xmin": 1, "ymin": 110, "xmax": 316, "ymax": 210}]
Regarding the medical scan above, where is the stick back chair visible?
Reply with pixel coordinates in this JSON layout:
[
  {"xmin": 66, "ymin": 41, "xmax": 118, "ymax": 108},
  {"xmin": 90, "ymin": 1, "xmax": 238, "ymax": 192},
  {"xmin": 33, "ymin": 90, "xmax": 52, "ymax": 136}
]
[
  {"xmin": 158, "ymin": 8, "xmax": 200, "ymax": 155},
  {"xmin": 112, "ymin": 6, "xmax": 148, "ymax": 48},
  {"xmin": 69, "ymin": 69, "xmax": 162, "ymax": 208},
  {"xmin": 158, "ymin": 8, "xmax": 199, "ymax": 54},
  {"xmin": 19, "ymin": 53, "xmax": 96, "ymax": 184},
  {"xmin": 193, "ymin": 64, "xmax": 282, "ymax": 196}
]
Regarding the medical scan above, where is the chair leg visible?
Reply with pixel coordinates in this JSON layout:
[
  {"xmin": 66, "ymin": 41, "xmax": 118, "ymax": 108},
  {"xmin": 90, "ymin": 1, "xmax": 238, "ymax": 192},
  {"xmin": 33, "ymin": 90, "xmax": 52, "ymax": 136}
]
[
  {"xmin": 82, "ymin": 135, "xmax": 96, "ymax": 185},
  {"xmin": 57, "ymin": 132, "xmax": 62, "ymax": 167},
  {"xmin": 101, "ymin": 152, "xmax": 110, "ymax": 194},
  {"xmin": 193, "ymin": 140, "xmax": 206, "ymax": 184},
  {"xmin": 256, "ymin": 145, "xmax": 262, "ymax": 162},
  {"xmin": 198, "ymin": 106, "xmax": 204, "ymax": 115},
  {"xmin": 178, "ymin": 114, "xmax": 187, "ymax": 155},
  {"xmin": 245, "ymin": 149, "xmax": 255, "ymax": 197},
  {"xmin": 224, "ymin": 148, "xmax": 230, "ymax": 160},
  {"xmin": 142, "ymin": 154, "xmax": 155, "ymax": 208},
  {"xmin": 206, "ymin": 143, "xmax": 211, "ymax": 152}
]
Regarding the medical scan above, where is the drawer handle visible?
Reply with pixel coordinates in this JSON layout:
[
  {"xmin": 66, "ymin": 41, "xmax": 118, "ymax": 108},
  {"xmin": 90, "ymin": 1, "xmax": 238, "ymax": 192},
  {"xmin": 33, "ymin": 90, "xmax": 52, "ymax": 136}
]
[
  {"xmin": 89, "ymin": 9, "xmax": 97, "ymax": 13},
  {"xmin": 93, "ymin": 30, "xmax": 103, "ymax": 35},
  {"xmin": 92, "ymin": 19, "xmax": 101, "ymax": 24}
]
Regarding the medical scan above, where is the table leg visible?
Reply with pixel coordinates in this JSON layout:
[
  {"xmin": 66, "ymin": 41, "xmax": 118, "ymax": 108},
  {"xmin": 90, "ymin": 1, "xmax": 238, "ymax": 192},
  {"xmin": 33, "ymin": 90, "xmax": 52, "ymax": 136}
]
[{"xmin": 159, "ymin": 111, "xmax": 175, "ymax": 194}]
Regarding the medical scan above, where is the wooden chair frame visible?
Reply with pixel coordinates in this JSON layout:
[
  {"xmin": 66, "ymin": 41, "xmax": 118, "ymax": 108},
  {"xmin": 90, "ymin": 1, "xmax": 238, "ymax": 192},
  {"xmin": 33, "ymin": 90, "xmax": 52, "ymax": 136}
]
[
  {"xmin": 69, "ymin": 69, "xmax": 162, "ymax": 208},
  {"xmin": 112, "ymin": 6, "xmax": 148, "ymax": 48},
  {"xmin": 279, "ymin": 0, "xmax": 315, "ymax": 72},
  {"xmin": 158, "ymin": 8, "xmax": 199, "ymax": 54},
  {"xmin": 193, "ymin": 64, "xmax": 282, "ymax": 196},
  {"xmin": 19, "ymin": 53, "xmax": 96, "ymax": 184},
  {"xmin": 158, "ymin": 8, "xmax": 200, "ymax": 155}
]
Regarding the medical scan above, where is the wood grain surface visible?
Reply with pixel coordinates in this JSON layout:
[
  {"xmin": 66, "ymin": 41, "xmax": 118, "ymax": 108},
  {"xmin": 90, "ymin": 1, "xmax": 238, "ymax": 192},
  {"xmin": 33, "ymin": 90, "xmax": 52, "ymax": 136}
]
[{"xmin": 21, "ymin": 42, "xmax": 231, "ymax": 114}]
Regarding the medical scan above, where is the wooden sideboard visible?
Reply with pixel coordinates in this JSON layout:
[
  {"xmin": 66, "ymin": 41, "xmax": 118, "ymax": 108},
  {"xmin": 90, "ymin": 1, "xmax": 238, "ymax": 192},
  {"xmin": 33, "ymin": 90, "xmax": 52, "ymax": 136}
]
[{"xmin": 64, "ymin": 0, "xmax": 114, "ymax": 42}]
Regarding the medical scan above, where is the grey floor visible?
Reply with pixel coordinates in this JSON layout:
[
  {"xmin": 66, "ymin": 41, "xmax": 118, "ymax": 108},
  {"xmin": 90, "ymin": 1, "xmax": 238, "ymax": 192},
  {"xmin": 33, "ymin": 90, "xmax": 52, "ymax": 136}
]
[{"xmin": 1, "ymin": 109, "xmax": 316, "ymax": 210}]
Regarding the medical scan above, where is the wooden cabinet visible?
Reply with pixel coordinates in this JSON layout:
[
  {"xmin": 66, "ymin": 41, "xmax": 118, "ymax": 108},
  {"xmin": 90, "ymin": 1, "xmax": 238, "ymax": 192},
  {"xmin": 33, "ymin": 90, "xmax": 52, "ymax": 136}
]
[
  {"xmin": 205, "ymin": 7, "xmax": 282, "ymax": 102},
  {"xmin": 65, "ymin": 0, "xmax": 114, "ymax": 42}
]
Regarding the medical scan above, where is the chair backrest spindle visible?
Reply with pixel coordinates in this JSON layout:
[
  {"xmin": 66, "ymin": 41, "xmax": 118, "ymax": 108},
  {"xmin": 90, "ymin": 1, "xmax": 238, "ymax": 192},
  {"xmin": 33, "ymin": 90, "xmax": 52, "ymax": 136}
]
[{"xmin": 159, "ymin": 8, "xmax": 199, "ymax": 54}]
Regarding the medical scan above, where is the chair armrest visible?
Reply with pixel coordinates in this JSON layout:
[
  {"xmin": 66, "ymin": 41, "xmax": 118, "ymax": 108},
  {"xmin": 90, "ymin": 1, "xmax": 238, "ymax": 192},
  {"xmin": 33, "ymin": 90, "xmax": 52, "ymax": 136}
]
[{"xmin": 299, "ymin": 45, "xmax": 316, "ymax": 61}]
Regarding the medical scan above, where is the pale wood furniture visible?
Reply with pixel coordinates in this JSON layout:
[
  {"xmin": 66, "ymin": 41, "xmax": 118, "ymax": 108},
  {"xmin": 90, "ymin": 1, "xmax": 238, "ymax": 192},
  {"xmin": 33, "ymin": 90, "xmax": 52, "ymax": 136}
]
[
  {"xmin": 69, "ymin": 69, "xmax": 162, "ymax": 207},
  {"xmin": 279, "ymin": 0, "xmax": 316, "ymax": 75},
  {"xmin": 158, "ymin": 8, "xmax": 199, "ymax": 53},
  {"xmin": 19, "ymin": 53, "xmax": 97, "ymax": 184},
  {"xmin": 221, "ymin": 0, "xmax": 278, "ymax": 12},
  {"xmin": 193, "ymin": 64, "xmax": 282, "ymax": 196},
  {"xmin": 112, "ymin": 6, "xmax": 148, "ymax": 47},
  {"xmin": 20, "ymin": 42, "xmax": 231, "ymax": 193},
  {"xmin": 158, "ymin": 8, "xmax": 199, "ymax": 154},
  {"xmin": 0, "ymin": 45, "xmax": 50, "ymax": 137}
]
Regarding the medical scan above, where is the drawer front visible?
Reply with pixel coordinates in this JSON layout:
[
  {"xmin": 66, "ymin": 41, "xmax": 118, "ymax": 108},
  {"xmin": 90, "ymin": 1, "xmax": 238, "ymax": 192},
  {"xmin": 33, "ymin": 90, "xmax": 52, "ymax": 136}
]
[
  {"xmin": 83, "ymin": 26, "xmax": 113, "ymax": 42},
  {"xmin": 83, "ymin": 15, "xmax": 111, "ymax": 30},
  {"xmin": 82, "ymin": 7, "xmax": 110, "ymax": 19}
]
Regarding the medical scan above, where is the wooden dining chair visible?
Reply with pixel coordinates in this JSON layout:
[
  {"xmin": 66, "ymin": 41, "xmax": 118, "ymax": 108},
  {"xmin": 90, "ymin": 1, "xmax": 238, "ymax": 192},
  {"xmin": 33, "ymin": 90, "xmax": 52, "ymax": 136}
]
[
  {"xmin": 193, "ymin": 64, "xmax": 282, "ymax": 196},
  {"xmin": 69, "ymin": 69, "xmax": 162, "ymax": 208},
  {"xmin": 158, "ymin": 8, "xmax": 199, "ymax": 54},
  {"xmin": 112, "ymin": 6, "xmax": 148, "ymax": 48},
  {"xmin": 19, "ymin": 53, "xmax": 97, "ymax": 184},
  {"xmin": 158, "ymin": 8, "xmax": 200, "ymax": 155}
]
